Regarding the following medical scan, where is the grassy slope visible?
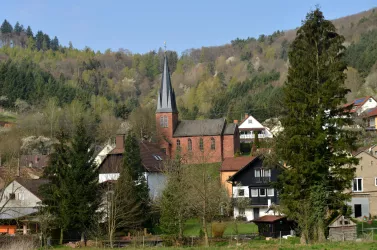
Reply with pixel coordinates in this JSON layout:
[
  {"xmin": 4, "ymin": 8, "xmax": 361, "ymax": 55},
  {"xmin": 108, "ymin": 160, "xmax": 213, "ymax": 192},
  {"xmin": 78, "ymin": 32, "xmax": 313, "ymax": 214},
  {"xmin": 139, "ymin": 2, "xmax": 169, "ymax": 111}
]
[{"xmin": 0, "ymin": 113, "xmax": 16, "ymax": 123}]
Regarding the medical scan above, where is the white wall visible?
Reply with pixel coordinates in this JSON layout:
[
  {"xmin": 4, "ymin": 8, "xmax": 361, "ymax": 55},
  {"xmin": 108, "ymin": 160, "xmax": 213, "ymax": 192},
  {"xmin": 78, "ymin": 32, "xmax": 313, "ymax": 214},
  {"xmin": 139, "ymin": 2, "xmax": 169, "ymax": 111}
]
[
  {"xmin": 0, "ymin": 181, "xmax": 41, "ymax": 208},
  {"xmin": 99, "ymin": 173, "xmax": 120, "ymax": 183},
  {"xmin": 239, "ymin": 115, "xmax": 265, "ymax": 130},
  {"xmin": 232, "ymin": 186, "xmax": 249, "ymax": 198},
  {"xmin": 359, "ymin": 98, "xmax": 377, "ymax": 114},
  {"xmin": 234, "ymin": 206, "xmax": 276, "ymax": 221}
]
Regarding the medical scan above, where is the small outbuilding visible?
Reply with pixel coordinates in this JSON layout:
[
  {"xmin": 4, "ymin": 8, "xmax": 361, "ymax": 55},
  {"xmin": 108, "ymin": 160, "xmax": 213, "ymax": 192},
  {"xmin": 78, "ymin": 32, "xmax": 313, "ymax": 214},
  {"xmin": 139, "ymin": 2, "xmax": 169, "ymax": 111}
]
[
  {"xmin": 252, "ymin": 215, "xmax": 295, "ymax": 238},
  {"xmin": 328, "ymin": 215, "xmax": 357, "ymax": 241}
]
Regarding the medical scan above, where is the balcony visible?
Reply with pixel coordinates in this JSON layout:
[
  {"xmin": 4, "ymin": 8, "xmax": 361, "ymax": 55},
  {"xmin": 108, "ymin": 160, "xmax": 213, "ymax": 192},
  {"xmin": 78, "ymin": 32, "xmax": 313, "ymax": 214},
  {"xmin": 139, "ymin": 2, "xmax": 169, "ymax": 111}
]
[
  {"xmin": 240, "ymin": 133, "xmax": 266, "ymax": 139},
  {"xmin": 251, "ymin": 177, "xmax": 271, "ymax": 184}
]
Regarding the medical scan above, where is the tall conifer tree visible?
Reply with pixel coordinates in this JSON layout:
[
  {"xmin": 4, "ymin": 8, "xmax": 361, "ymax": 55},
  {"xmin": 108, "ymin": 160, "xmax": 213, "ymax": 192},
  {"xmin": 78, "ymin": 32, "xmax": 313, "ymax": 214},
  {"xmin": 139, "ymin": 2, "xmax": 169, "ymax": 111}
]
[{"xmin": 275, "ymin": 8, "xmax": 358, "ymax": 242}]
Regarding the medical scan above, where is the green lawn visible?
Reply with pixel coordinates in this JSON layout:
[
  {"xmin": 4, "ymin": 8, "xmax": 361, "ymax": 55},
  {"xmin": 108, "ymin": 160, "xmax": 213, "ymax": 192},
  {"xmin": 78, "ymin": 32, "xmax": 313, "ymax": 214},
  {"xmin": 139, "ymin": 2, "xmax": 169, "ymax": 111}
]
[
  {"xmin": 183, "ymin": 218, "xmax": 257, "ymax": 237},
  {"xmin": 0, "ymin": 112, "xmax": 16, "ymax": 123}
]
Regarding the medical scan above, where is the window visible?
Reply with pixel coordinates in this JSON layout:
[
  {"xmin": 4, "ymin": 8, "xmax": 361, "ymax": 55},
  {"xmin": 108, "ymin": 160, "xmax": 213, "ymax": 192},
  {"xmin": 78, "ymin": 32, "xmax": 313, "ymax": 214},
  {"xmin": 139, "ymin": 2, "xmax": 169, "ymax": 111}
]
[
  {"xmin": 255, "ymin": 169, "xmax": 271, "ymax": 177},
  {"xmin": 259, "ymin": 189, "xmax": 266, "ymax": 197},
  {"xmin": 255, "ymin": 169, "xmax": 260, "ymax": 178},
  {"xmin": 238, "ymin": 208, "xmax": 245, "ymax": 216},
  {"xmin": 199, "ymin": 138, "xmax": 204, "ymax": 151},
  {"xmin": 238, "ymin": 189, "xmax": 245, "ymax": 197},
  {"xmin": 161, "ymin": 148, "xmax": 167, "ymax": 155},
  {"xmin": 267, "ymin": 188, "xmax": 274, "ymax": 197},
  {"xmin": 251, "ymin": 189, "xmax": 258, "ymax": 197},
  {"xmin": 369, "ymin": 98, "xmax": 372, "ymax": 102},
  {"xmin": 160, "ymin": 116, "xmax": 164, "ymax": 127},
  {"xmin": 264, "ymin": 169, "xmax": 271, "ymax": 177},
  {"xmin": 176, "ymin": 139, "xmax": 181, "ymax": 150},
  {"xmin": 188, "ymin": 139, "xmax": 192, "ymax": 151},
  {"xmin": 353, "ymin": 178, "xmax": 363, "ymax": 192},
  {"xmin": 375, "ymin": 177, "xmax": 377, "ymax": 186},
  {"xmin": 18, "ymin": 192, "xmax": 24, "ymax": 201},
  {"xmin": 248, "ymin": 119, "xmax": 252, "ymax": 124},
  {"xmin": 9, "ymin": 193, "xmax": 15, "ymax": 200},
  {"xmin": 163, "ymin": 116, "xmax": 168, "ymax": 128},
  {"xmin": 211, "ymin": 137, "xmax": 215, "ymax": 150}
]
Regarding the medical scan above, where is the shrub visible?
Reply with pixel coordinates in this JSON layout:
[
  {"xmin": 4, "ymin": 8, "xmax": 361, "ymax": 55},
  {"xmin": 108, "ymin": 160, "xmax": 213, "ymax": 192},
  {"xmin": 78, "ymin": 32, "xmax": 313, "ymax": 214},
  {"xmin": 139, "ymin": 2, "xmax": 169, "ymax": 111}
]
[{"xmin": 212, "ymin": 222, "xmax": 227, "ymax": 238}]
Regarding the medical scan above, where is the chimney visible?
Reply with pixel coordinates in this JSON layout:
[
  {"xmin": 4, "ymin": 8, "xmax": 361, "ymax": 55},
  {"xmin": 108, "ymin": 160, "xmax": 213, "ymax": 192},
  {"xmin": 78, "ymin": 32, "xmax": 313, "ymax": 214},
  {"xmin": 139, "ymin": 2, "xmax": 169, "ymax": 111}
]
[
  {"xmin": 233, "ymin": 120, "xmax": 238, "ymax": 124},
  {"xmin": 244, "ymin": 113, "xmax": 248, "ymax": 119},
  {"xmin": 115, "ymin": 134, "xmax": 125, "ymax": 150}
]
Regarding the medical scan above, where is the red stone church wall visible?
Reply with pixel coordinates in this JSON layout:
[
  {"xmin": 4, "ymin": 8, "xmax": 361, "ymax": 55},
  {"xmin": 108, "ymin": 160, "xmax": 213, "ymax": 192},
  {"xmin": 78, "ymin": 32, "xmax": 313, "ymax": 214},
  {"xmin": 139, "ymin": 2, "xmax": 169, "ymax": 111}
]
[
  {"xmin": 171, "ymin": 135, "xmax": 223, "ymax": 164},
  {"xmin": 223, "ymin": 135, "xmax": 236, "ymax": 158}
]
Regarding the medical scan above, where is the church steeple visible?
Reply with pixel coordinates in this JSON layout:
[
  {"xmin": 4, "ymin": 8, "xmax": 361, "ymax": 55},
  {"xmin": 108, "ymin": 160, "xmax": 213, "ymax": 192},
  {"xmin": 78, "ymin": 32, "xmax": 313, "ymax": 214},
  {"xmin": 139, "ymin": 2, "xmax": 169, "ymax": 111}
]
[{"xmin": 156, "ymin": 54, "xmax": 178, "ymax": 113}]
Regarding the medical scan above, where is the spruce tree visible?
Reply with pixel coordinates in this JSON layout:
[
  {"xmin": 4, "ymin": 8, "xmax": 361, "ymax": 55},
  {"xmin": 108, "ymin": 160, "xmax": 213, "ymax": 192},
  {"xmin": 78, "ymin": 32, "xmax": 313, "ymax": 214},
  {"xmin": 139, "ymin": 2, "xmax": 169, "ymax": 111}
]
[
  {"xmin": 275, "ymin": 8, "xmax": 358, "ymax": 243},
  {"xmin": 123, "ymin": 133, "xmax": 150, "ymax": 226},
  {"xmin": 14, "ymin": 22, "xmax": 23, "ymax": 34},
  {"xmin": 26, "ymin": 26, "xmax": 33, "ymax": 37},
  {"xmin": 0, "ymin": 19, "xmax": 13, "ymax": 34}
]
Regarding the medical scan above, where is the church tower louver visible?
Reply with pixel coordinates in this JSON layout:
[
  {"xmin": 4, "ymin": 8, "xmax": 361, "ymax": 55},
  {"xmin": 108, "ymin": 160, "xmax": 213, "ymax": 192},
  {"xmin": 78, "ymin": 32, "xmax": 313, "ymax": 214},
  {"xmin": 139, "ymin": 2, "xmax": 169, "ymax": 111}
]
[{"xmin": 156, "ymin": 54, "xmax": 179, "ymax": 157}]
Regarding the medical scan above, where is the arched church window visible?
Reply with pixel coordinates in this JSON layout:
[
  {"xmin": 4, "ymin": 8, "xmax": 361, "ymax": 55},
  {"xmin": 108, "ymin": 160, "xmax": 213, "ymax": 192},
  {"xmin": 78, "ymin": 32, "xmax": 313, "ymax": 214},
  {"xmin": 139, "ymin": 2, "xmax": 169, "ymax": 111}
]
[
  {"xmin": 199, "ymin": 138, "xmax": 204, "ymax": 151},
  {"xmin": 163, "ymin": 116, "xmax": 168, "ymax": 128},
  {"xmin": 188, "ymin": 139, "xmax": 192, "ymax": 151},
  {"xmin": 211, "ymin": 137, "xmax": 215, "ymax": 150},
  {"xmin": 160, "ymin": 116, "xmax": 164, "ymax": 127}
]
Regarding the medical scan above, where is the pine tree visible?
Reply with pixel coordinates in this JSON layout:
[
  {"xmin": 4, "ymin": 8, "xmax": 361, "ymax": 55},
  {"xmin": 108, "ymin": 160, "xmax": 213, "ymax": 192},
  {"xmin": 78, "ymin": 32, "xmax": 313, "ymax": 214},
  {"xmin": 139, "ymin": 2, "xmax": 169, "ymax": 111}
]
[
  {"xmin": 42, "ymin": 34, "xmax": 51, "ymax": 50},
  {"xmin": 0, "ymin": 19, "xmax": 13, "ymax": 34},
  {"xmin": 40, "ymin": 131, "xmax": 72, "ymax": 244},
  {"xmin": 26, "ymin": 26, "xmax": 33, "ymax": 37},
  {"xmin": 275, "ymin": 8, "xmax": 358, "ymax": 243},
  {"xmin": 51, "ymin": 36, "xmax": 59, "ymax": 51},
  {"xmin": 123, "ymin": 133, "xmax": 150, "ymax": 226},
  {"xmin": 14, "ymin": 22, "xmax": 23, "ymax": 34},
  {"xmin": 35, "ymin": 31, "xmax": 44, "ymax": 50}
]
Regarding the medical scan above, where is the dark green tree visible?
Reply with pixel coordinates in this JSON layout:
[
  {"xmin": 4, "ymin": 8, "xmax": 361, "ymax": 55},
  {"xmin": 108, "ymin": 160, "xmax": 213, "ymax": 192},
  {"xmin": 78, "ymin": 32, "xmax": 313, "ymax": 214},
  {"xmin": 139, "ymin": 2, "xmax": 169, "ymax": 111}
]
[
  {"xmin": 40, "ymin": 131, "xmax": 72, "ymax": 244},
  {"xmin": 0, "ymin": 19, "xmax": 13, "ymax": 34},
  {"xmin": 275, "ymin": 8, "xmax": 358, "ymax": 243},
  {"xmin": 42, "ymin": 34, "xmax": 51, "ymax": 50},
  {"xmin": 123, "ymin": 133, "xmax": 150, "ymax": 226},
  {"xmin": 35, "ymin": 31, "xmax": 44, "ymax": 50},
  {"xmin": 51, "ymin": 36, "xmax": 59, "ymax": 51},
  {"xmin": 13, "ymin": 22, "xmax": 23, "ymax": 35},
  {"xmin": 26, "ymin": 26, "xmax": 33, "ymax": 37}
]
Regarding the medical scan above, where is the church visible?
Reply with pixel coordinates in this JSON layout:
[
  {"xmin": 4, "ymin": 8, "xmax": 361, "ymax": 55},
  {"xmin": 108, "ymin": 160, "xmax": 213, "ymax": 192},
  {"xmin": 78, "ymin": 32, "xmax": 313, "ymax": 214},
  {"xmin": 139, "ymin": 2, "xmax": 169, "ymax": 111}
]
[{"xmin": 156, "ymin": 55, "xmax": 240, "ymax": 164}]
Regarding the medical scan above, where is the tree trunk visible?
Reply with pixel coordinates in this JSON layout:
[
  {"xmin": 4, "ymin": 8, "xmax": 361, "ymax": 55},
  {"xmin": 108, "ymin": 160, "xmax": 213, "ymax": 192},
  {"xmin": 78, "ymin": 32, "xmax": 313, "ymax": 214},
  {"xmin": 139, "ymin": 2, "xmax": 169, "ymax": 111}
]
[
  {"xmin": 81, "ymin": 232, "xmax": 85, "ymax": 246},
  {"xmin": 59, "ymin": 228, "xmax": 63, "ymax": 245},
  {"xmin": 203, "ymin": 217, "xmax": 209, "ymax": 247}
]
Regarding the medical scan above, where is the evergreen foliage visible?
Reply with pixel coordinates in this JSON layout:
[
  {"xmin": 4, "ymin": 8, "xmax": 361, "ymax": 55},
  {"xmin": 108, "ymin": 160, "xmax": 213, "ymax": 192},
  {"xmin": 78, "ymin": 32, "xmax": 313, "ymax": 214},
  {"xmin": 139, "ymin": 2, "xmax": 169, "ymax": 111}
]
[{"xmin": 275, "ymin": 8, "xmax": 359, "ymax": 243}]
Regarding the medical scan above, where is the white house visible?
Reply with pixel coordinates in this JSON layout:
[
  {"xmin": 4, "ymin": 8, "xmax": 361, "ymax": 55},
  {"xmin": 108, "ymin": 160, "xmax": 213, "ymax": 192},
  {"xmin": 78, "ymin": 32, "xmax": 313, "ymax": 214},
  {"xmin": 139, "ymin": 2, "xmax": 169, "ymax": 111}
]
[
  {"xmin": 345, "ymin": 96, "xmax": 377, "ymax": 116},
  {"xmin": 98, "ymin": 135, "xmax": 166, "ymax": 200},
  {"xmin": 0, "ymin": 178, "xmax": 48, "ymax": 234},
  {"xmin": 238, "ymin": 114, "xmax": 274, "ymax": 140}
]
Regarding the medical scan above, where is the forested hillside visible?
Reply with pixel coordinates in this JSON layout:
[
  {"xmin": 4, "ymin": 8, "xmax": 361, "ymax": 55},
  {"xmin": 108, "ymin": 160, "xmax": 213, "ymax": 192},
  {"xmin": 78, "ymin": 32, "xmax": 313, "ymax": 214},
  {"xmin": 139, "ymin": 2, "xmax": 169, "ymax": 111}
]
[{"xmin": 0, "ymin": 7, "xmax": 377, "ymax": 141}]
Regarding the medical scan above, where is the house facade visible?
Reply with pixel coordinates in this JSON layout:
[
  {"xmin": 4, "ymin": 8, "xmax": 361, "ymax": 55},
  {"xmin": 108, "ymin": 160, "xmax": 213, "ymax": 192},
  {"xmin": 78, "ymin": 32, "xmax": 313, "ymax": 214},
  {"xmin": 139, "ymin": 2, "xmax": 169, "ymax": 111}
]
[
  {"xmin": 0, "ymin": 178, "xmax": 48, "ymax": 235},
  {"xmin": 220, "ymin": 156, "xmax": 255, "ymax": 196},
  {"xmin": 238, "ymin": 114, "xmax": 273, "ymax": 141},
  {"xmin": 349, "ymin": 146, "xmax": 377, "ymax": 218},
  {"xmin": 345, "ymin": 96, "xmax": 377, "ymax": 116},
  {"xmin": 155, "ymin": 55, "xmax": 240, "ymax": 164},
  {"xmin": 98, "ymin": 135, "xmax": 166, "ymax": 199},
  {"xmin": 228, "ymin": 156, "xmax": 283, "ymax": 221}
]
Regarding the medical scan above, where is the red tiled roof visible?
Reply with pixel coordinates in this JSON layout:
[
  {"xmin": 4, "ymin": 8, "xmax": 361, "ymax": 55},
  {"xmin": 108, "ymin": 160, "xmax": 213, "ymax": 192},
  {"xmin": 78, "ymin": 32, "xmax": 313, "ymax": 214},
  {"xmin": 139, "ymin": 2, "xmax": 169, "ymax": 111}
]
[
  {"xmin": 252, "ymin": 215, "xmax": 285, "ymax": 223},
  {"xmin": 365, "ymin": 107, "xmax": 377, "ymax": 117},
  {"xmin": 220, "ymin": 156, "xmax": 255, "ymax": 172},
  {"xmin": 344, "ymin": 96, "xmax": 374, "ymax": 113}
]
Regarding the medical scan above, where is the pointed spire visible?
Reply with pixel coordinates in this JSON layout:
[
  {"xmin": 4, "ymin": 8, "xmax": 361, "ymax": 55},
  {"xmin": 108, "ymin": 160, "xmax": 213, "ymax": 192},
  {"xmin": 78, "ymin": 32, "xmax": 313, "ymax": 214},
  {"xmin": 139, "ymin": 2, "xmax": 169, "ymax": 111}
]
[{"xmin": 156, "ymin": 54, "xmax": 178, "ymax": 113}]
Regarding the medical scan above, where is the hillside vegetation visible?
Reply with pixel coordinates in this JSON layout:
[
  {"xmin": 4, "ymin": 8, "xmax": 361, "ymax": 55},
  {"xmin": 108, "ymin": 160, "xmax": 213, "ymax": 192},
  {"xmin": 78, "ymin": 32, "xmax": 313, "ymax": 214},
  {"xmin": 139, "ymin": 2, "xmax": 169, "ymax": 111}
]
[{"xmin": 0, "ymin": 7, "xmax": 376, "ymax": 134}]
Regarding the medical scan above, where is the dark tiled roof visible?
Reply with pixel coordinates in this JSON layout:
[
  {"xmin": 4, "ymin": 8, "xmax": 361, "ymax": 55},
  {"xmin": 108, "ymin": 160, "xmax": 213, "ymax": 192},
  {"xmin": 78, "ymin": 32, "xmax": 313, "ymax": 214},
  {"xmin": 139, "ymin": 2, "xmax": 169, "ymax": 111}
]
[
  {"xmin": 99, "ymin": 141, "xmax": 166, "ymax": 173},
  {"xmin": 173, "ymin": 118, "xmax": 226, "ymax": 137},
  {"xmin": 20, "ymin": 155, "xmax": 49, "ymax": 168},
  {"xmin": 221, "ymin": 156, "xmax": 255, "ymax": 172},
  {"xmin": 252, "ymin": 215, "xmax": 285, "ymax": 223},
  {"xmin": 15, "ymin": 178, "xmax": 50, "ymax": 199},
  {"xmin": 224, "ymin": 123, "xmax": 237, "ymax": 135},
  {"xmin": 156, "ymin": 55, "xmax": 178, "ymax": 113}
]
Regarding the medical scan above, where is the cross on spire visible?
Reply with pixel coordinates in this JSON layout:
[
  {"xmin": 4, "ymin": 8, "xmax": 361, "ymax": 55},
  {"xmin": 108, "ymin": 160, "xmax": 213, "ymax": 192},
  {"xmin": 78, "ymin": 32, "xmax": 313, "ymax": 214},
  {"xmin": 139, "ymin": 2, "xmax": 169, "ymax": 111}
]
[{"xmin": 164, "ymin": 41, "xmax": 167, "ymax": 52}]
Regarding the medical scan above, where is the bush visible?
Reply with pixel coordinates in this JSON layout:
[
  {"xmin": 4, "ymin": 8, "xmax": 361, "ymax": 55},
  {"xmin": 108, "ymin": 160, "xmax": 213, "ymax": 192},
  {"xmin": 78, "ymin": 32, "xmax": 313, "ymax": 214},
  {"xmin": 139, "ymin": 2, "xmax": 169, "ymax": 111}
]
[
  {"xmin": 212, "ymin": 222, "xmax": 227, "ymax": 238},
  {"xmin": 236, "ymin": 216, "xmax": 247, "ymax": 221}
]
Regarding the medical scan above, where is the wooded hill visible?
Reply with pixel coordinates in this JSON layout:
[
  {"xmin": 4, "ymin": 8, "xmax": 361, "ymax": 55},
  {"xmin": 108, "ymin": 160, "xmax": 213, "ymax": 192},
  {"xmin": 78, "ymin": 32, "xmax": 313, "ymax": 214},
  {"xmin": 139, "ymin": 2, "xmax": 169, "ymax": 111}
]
[{"xmin": 0, "ymin": 7, "xmax": 377, "ymax": 124}]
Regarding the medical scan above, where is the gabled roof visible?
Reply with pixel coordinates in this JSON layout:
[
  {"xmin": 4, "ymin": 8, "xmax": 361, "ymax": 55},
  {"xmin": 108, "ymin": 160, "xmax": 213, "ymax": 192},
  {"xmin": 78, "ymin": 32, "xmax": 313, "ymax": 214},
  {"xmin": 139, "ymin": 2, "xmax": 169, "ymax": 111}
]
[
  {"xmin": 221, "ymin": 156, "xmax": 255, "ymax": 172},
  {"xmin": 238, "ymin": 114, "xmax": 265, "ymax": 131},
  {"xmin": 228, "ymin": 156, "xmax": 262, "ymax": 181},
  {"xmin": 365, "ymin": 107, "xmax": 377, "ymax": 117},
  {"xmin": 224, "ymin": 123, "xmax": 238, "ymax": 135},
  {"xmin": 344, "ymin": 96, "xmax": 376, "ymax": 113},
  {"xmin": 14, "ymin": 178, "xmax": 50, "ymax": 199},
  {"xmin": 99, "ymin": 141, "xmax": 166, "ymax": 173},
  {"xmin": 156, "ymin": 54, "xmax": 178, "ymax": 113},
  {"xmin": 352, "ymin": 145, "xmax": 377, "ymax": 157},
  {"xmin": 252, "ymin": 215, "xmax": 285, "ymax": 223},
  {"xmin": 173, "ymin": 118, "xmax": 227, "ymax": 137}
]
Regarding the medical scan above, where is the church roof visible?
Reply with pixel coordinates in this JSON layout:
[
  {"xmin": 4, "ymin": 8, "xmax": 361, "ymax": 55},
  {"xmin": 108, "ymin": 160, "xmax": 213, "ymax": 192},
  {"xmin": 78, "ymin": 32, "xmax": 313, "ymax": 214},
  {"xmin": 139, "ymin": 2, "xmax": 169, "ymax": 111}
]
[
  {"xmin": 224, "ymin": 123, "xmax": 237, "ymax": 135},
  {"xmin": 156, "ymin": 54, "xmax": 178, "ymax": 113},
  {"xmin": 173, "ymin": 118, "xmax": 230, "ymax": 137}
]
